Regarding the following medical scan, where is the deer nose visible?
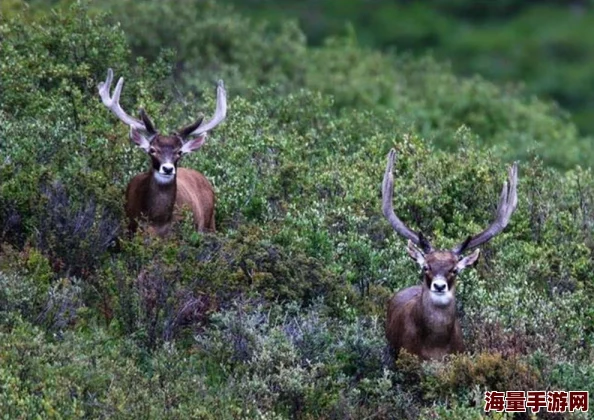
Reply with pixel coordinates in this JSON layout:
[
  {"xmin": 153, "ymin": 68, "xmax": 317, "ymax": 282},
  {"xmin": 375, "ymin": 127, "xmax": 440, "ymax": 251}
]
[
  {"xmin": 433, "ymin": 282, "xmax": 446, "ymax": 293},
  {"xmin": 162, "ymin": 164, "xmax": 174, "ymax": 175}
]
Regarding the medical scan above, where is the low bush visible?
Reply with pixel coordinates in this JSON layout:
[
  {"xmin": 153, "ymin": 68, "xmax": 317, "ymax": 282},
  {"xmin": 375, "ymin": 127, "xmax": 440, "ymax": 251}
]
[{"xmin": 0, "ymin": 1, "xmax": 592, "ymax": 418}]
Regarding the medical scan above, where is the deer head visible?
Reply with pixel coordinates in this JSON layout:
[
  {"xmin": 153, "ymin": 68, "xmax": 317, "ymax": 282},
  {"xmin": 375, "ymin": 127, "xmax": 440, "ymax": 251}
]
[
  {"xmin": 382, "ymin": 149, "xmax": 518, "ymax": 360},
  {"xmin": 382, "ymin": 149, "xmax": 518, "ymax": 295},
  {"xmin": 98, "ymin": 68, "xmax": 226, "ymax": 184},
  {"xmin": 98, "ymin": 68, "xmax": 227, "ymax": 235}
]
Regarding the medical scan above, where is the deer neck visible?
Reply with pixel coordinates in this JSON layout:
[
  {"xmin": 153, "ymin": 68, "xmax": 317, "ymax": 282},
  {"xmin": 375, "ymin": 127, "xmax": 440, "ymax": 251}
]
[
  {"xmin": 146, "ymin": 173, "xmax": 177, "ymax": 224},
  {"xmin": 418, "ymin": 288, "xmax": 456, "ymax": 337}
]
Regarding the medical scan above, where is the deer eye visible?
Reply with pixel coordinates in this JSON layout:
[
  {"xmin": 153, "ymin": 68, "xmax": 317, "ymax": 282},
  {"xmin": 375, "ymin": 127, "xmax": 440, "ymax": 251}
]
[{"xmin": 149, "ymin": 147, "xmax": 157, "ymax": 155}]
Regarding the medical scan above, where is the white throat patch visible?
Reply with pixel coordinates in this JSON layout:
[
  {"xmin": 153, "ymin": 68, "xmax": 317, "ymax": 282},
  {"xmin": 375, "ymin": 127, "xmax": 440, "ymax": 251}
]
[
  {"xmin": 429, "ymin": 290, "xmax": 453, "ymax": 307},
  {"xmin": 153, "ymin": 171, "xmax": 176, "ymax": 184}
]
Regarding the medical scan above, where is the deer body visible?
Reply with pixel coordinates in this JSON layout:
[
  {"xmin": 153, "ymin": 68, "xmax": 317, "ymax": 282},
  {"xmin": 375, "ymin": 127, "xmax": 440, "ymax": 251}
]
[
  {"xmin": 381, "ymin": 149, "xmax": 518, "ymax": 360},
  {"xmin": 98, "ymin": 68, "xmax": 226, "ymax": 236},
  {"xmin": 386, "ymin": 262, "xmax": 464, "ymax": 360},
  {"xmin": 125, "ymin": 167, "xmax": 215, "ymax": 236},
  {"xmin": 387, "ymin": 288, "xmax": 463, "ymax": 360},
  {"xmin": 386, "ymin": 252, "xmax": 469, "ymax": 360}
]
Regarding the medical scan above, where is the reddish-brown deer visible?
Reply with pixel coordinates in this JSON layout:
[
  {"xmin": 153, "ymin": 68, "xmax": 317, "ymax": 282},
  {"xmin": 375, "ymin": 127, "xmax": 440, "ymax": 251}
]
[
  {"xmin": 98, "ymin": 68, "xmax": 226, "ymax": 236},
  {"xmin": 382, "ymin": 149, "xmax": 518, "ymax": 360}
]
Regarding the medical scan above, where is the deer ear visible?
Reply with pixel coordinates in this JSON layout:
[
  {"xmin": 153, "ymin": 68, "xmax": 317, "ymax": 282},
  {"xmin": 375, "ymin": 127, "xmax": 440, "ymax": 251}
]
[
  {"xmin": 130, "ymin": 127, "xmax": 151, "ymax": 153},
  {"xmin": 138, "ymin": 108, "xmax": 157, "ymax": 135},
  {"xmin": 180, "ymin": 133, "xmax": 207, "ymax": 154},
  {"xmin": 177, "ymin": 116, "xmax": 204, "ymax": 139},
  {"xmin": 407, "ymin": 240, "xmax": 425, "ymax": 266},
  {"xmin": 456, "ymin": 249, "xmax": 480, "ymax": 272}
]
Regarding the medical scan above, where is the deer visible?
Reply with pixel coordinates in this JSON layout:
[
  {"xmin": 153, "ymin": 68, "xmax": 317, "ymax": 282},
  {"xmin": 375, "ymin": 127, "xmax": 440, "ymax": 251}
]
[
  {"xmin": 381, "ymin": 149, "xmax": 518, "ymax": 360},
  {"xmin": 98, "ymin": 68, "xmax": 227, "ymax": 237}
]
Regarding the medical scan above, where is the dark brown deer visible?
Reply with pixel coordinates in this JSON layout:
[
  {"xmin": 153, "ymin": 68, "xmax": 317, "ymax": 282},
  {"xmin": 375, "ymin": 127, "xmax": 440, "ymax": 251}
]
[
  {"xmin": 382, "ymin": 149, "xmax": 518, "ymax": 360},
  {"xmin": 98, "ymin": 68, "xmax": 226, "ymax": 236}
]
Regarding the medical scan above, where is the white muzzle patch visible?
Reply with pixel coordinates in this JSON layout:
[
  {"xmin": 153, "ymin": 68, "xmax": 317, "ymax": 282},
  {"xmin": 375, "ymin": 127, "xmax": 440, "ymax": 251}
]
[
  {"xmin": 154, "ymin": 163, "xmax": 176, "ymax": 184},
  {"xmin": 430, "ymin": 276, "xmax": 453, "ymax": 306}
]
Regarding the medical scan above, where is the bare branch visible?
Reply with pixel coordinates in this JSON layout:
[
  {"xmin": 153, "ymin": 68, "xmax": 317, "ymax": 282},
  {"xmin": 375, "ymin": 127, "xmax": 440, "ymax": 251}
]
[
  {"xmin": 382, "ymin": 149, "xmax": 431, "ymax": 251},
  {"xmin": 453, "ymin": 162, "xmax": 519, "ymax": 254}
]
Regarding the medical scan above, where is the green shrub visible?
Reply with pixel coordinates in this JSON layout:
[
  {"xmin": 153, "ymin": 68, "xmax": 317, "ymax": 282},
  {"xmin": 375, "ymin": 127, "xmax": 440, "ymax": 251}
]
[
  {"xmin": 195, "ymin": 301, "xmax": 414, "ymax": 418},
  {"xmin": 83, "ymin": 0, "xmax": 594, "ymax": 169},
  {"xmin": 0, "ymin": 1, "xmax": 593, "ymax": 418},
  {"xmin": 224, "ymin": 0, "xmax": 594, "ymax": 136}
]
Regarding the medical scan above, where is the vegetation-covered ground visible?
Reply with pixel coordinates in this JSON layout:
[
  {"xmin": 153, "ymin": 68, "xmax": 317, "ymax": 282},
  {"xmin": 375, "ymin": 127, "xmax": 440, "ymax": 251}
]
[
  {"xmin": 226, "ymin": 0, "xmax": 594, "ymax": 136},
  {"xmin": 0, "ymin": 1, "xmax": 592, "ymax": 418}
]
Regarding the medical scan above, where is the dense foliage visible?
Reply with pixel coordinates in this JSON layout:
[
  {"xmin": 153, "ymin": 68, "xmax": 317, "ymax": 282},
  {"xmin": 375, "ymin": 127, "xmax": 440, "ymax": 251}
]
[
  {"xmin": 0, "ymin": 1, "xmax": 592, "ymax": 418},
  {"xmin": 226, "ymin": 0, "xmax": 594, "ymax": 136}
]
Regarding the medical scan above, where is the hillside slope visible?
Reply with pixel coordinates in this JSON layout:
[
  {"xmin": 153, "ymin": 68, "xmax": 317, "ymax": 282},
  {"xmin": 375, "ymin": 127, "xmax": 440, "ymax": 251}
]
[{"xmin": 0, "ymin": 2, "xmax": 592, "ymax": 418}]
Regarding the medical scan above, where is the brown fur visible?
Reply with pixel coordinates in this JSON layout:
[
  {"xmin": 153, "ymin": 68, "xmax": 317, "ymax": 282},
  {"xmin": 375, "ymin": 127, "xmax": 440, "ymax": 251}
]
[
  {"xmin": 125, "ymin": 132, "xmax": 216, "ymax": 236},
  {"xmin": 98, "ymin": 68, "xmax": 225, "ymax": 237},
  {"xmin": 381, "ymin": 150, "xmax": 517, "ymax": 361},
  {"xmin": 126, "ymin": 168, "xmax": 215, "ymax": 236},
  {"xmin": 386, "ymin": 251, "xmax": 466, "ymax": 360}
]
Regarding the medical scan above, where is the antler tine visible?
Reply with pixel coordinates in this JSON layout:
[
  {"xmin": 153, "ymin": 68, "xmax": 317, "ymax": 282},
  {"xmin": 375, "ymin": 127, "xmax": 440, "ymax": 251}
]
[
  {"xmin": 453, "ymin": 162, "xmax": 519, "ymax": 254},
  {"xmin": 382, "ymin": 149, "xmax": 430, "ymax": 251},
  {"xmin": 98, "ymin": 68, "xmax": 147, "ymax": 133},
  {"xmin": 186, "ymin": 80, "xmax": 227, "ymax": 137}
]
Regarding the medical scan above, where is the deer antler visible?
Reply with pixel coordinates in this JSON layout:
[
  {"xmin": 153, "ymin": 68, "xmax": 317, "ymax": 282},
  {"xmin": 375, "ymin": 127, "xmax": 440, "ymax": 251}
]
[
  {"xmin": 453, "ymin": 162, "xmax": 518, "ymax": 254},
  {"xmin": 98, "ymin": 68, "xmax": 150, "ymax": 134},
  {"xmin": 183, "ymin": 80, "xmax": 227, "ymax": 137},
  {"xmin": 382, "ymin": 149, "xmax": 432, "ymax": 253}
]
